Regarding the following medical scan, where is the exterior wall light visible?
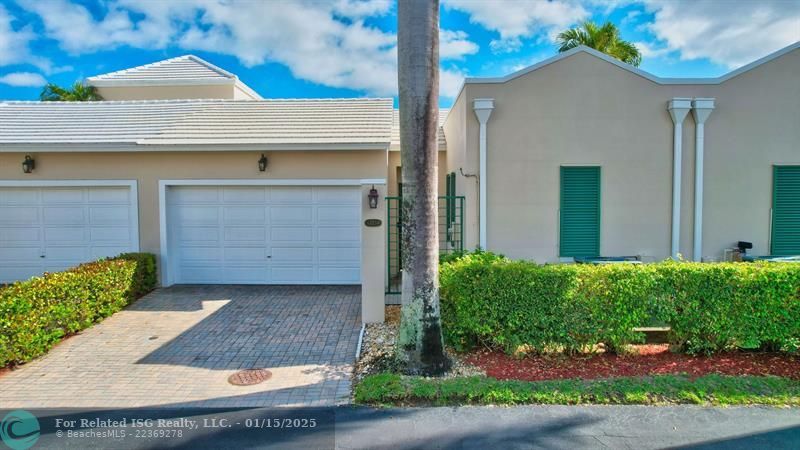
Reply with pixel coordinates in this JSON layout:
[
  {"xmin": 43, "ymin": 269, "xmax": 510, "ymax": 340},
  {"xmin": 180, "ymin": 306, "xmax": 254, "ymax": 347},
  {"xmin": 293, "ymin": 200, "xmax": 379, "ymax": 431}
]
[
  {"xmin": 368, "ymin": 185, "xmax": 379, "ymax": 209},
  {"xmin": 258, "ymin": 154, "xmax": 268, "ymax": 172},
  {"xmin": 22, "ymin": 155, "xmax": 35, "ymax": 174}
]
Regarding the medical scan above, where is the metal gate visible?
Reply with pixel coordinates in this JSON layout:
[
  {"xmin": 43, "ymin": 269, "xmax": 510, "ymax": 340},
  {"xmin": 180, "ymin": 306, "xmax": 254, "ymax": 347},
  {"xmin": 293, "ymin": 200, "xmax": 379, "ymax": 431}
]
[{"xmin": 386, "ymin": 196, "xmax": 465, "ymax": 294}]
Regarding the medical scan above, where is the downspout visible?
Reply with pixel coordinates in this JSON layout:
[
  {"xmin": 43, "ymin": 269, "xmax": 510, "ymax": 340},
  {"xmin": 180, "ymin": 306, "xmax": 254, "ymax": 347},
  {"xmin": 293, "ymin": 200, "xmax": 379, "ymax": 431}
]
[
  {"xmin": 691, "ymin": 98, "xmax": 715, "ymax": 261},
  {"xmin": 473, "ymin": 98, "xmax": 495, "ymax": 249},
  {"xmin": 668, "ymin": 98, "xmax": 692, "ymax": 259}
]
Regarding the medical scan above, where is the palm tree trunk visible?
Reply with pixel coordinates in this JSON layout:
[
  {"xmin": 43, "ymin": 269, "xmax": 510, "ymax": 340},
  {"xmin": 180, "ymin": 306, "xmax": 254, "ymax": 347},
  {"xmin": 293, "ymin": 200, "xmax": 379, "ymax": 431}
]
[{"xmin": 396, "ymin": 0, "xmax": 450, "ymax": 375}]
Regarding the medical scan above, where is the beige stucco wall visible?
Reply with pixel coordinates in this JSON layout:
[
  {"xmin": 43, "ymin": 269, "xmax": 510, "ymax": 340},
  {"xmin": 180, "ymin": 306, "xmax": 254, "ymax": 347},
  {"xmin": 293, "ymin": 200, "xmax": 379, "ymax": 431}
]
[
  {"xmin": 360, "ymin": 182, "xmax": 386, "ymax": 323},
  {"xmin": 233, "ymin": 84, "xmax": 259, "ymax": 100},
  {"xmin": 95, "ymin": 84, "xmax": 236, "ymax": 100},
  {"xmin": 0, "ymin": 150, "xmax": 387, "ymax": 321},
  {"xmin": 386, "ymin": 150, "xmax": 448, "ymax": 197},
  {"xmin": 442, "ymin": 90, "xmax": 478, "ymax": 249},
  {"xmin": 699, "ymin": 50, "xmax": 800, "ymax": 259},
  {"xmin": 450, "ymin": 48, "xmax": 800, "ymax": 262}
]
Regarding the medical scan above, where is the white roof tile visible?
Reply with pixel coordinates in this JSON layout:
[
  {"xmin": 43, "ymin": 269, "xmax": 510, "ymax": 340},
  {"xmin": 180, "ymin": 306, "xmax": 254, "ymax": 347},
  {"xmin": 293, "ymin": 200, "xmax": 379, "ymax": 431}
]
[
  {"xmin": 0, "ymin": 98, "xmax": 394, "ymax": 148},
  {"xmin": 390, "ymin": 109, "xmax": 448, "ymax": 151},
  {"xmin": 88, "ymin": 55, "xmax": 235, "ymax": 85}
]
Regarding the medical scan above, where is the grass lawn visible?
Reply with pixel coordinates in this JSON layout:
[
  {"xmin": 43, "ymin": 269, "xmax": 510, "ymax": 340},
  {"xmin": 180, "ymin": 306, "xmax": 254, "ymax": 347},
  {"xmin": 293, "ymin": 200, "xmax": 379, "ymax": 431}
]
[{"xmin": 354, "ymin": 373, "xmax": 800, "ymax": 407}]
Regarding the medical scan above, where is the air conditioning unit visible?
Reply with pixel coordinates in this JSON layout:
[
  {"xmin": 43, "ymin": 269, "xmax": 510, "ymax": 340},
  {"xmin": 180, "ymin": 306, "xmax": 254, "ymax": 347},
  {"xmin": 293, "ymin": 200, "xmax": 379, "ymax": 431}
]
[{"xmin": 724, "ymin": 241, "xmax": 752, "ymax": 262}]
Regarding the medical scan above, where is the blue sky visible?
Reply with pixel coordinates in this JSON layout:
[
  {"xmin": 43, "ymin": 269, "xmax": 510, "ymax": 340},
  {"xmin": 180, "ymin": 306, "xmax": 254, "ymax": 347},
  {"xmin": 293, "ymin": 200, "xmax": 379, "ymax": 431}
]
[{"xmin": 1, "ymin": 0, "xmax": 798, "ymax": 107}]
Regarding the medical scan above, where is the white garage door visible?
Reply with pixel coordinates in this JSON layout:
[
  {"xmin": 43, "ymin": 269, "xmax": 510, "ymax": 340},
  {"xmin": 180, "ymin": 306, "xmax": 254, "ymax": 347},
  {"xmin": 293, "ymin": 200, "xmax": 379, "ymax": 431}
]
[
  {"xmin": 0, "ymin": 184, "xmax": 138, "ymax": 283},
  {"xmin": 166, "ymin": 185, "xmax": 361, "ymax": 284}
]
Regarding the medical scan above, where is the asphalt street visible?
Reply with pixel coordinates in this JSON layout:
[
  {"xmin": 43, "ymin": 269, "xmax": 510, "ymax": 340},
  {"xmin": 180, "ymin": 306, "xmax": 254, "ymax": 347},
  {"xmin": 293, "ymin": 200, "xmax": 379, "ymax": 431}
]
[{"xmin": 15, "ymin": 404, "xmax": 800, "ymax": 449}]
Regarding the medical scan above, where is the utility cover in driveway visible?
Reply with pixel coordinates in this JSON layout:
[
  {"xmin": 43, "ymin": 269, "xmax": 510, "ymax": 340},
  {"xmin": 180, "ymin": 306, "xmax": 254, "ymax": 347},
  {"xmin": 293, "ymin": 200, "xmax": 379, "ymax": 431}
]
[
  {"xmin": 228, "ymin": 369, "xmax": 273, "ymax": 386},
  {"xmin": 166, "ymin": 185, "xmax": 361, "ymax": 284}
]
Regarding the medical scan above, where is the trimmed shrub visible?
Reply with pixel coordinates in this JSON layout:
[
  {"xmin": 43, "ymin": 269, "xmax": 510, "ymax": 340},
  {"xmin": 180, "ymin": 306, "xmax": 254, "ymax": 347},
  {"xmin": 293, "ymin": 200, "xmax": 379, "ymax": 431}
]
[
  {"xmin": 440, "ymin": 252, "xmax": 800, "ymax": 355},
  {"xmin": 116, "ymin": 252, "xmax": 158, "ymax": 299},
  {"xmin": 0, "ymin": 253, "xmax": 157, "ymax": 367},
  {"xmin": 657, "ymin": 261, "xmax": 800, "ymax": 354}
]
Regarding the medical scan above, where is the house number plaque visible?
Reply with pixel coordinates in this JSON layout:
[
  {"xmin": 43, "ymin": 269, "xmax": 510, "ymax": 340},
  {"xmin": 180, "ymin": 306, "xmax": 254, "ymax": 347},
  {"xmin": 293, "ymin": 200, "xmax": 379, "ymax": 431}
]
[{"xmin": 364, "ymin": 219, "xmax": 382, "ymax": 227}]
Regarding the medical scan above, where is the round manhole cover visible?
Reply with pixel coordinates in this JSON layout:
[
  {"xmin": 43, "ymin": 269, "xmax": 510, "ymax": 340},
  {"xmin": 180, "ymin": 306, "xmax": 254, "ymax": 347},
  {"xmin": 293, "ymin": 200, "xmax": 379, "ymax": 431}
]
[{"xmin": 228, "ymin": 369, "xmax": 272, "ymax": 386}]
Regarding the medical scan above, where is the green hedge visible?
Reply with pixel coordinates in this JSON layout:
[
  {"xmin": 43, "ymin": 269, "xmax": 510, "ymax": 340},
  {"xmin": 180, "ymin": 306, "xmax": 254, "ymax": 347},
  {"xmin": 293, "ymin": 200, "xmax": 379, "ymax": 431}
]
[
  {"xmin": 439, "ymin": 252, "xmax": 800, "ymax": 355},
  {"xmin": 0, "ymin": 253, "xmax": 157, "ymax": 367}
]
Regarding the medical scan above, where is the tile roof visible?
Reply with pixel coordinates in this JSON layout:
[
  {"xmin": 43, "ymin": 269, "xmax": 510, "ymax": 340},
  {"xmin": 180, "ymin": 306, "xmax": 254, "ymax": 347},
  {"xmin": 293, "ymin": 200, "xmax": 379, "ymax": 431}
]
[
  {"xmin": 87, "ymin": 55, "xmax": 236, "ymax": 85},
  {"xmin": 0, "ymin": 98, "xmax": 394, "ymax": 148},
  {"xmin": 390, "ymin": 109, "xmax": 448, "ymax": 151}
]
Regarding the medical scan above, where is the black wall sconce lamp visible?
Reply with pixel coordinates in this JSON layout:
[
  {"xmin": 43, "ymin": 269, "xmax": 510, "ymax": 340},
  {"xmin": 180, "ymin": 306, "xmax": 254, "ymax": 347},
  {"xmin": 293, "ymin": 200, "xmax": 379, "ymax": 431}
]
[
  {"xmin": 368, "ymin": 185, "xmax": 379, "ymax": 209},
  {"xmin": 258, "ymin": 154, "xmax": 268, "ymax": 172},
  {"xmin": 22, "ymin": 155, "xmax": 35, "ymax": 174}
]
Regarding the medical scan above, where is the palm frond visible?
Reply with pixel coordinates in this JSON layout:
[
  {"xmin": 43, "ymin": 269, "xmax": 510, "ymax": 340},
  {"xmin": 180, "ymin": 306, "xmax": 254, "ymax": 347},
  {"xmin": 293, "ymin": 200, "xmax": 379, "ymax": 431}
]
[
  {"xmin": 39, "ymin": 81, "xmax": 103, "ymax": 101},
  {"xmin": 555, "ymin": 20, "xmax": 643, "ymax": 67}
]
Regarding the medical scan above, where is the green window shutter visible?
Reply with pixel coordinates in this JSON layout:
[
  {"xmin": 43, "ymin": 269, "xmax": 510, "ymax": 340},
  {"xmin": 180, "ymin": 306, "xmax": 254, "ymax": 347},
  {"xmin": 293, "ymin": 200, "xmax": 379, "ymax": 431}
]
[
  {"xmin": 560, "ymin": 166, "xmax": 601, "ymax": 257},
  {"xmin": 449, "ymin": 172, "xmax": 456, "ymax": 223},
  {"xmin": 772, "ymin": 166, "xmax": 800, "ymax": 255}
]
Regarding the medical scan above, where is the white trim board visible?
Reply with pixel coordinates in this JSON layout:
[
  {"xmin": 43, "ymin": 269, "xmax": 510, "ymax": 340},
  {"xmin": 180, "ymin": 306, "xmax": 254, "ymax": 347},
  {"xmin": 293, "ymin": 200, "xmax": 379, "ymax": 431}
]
[
  {"xmin": 0, "ymin": 179, "xmax": 138, "ymax": 188},
  {"xmin": 159, "ymin": 178, "xmax": 385, "ymax": 187},
  {"xmin": 157, "ymin": 178, "xmax": 385, "ymax": 286},
  {"xmin": 447, "ymin": 41, "xmax": 800, "ymax": 113},
  {"xmin": 0, "ymin": 142, "xmax": 391, "ymax": 152},
  {"xmin": 0, "ymin": 179, "xmax": 140, "ymax": 254},
  {"xmin": 88, "ymin": 78, "xmax": 234, "ymax": 87}
]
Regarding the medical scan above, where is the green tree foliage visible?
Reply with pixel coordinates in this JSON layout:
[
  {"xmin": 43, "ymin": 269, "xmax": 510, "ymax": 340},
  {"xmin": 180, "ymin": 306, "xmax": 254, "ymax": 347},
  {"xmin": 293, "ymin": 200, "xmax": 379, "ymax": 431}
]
[
  {"xmin": 40, "ymin": 81, "xmax": 103, "ymax": 101},
  {"xmin": 556, "ymin": 21, "xmax": 642, "ymax": 67}
]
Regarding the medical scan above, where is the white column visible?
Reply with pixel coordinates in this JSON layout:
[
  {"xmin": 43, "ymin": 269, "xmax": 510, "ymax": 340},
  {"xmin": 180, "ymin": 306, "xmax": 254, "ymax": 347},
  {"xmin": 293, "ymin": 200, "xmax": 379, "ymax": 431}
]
[
  {"xmin": 668, "ymin": 98, "xmax": 692, "ymax": 260},
  {"xmin": 473, "ymin": 98, "xmax": 494, "ymax": 249},
  {"xmin": 691, "ymin": 98, "xmax": 715, "ymax": 262}
]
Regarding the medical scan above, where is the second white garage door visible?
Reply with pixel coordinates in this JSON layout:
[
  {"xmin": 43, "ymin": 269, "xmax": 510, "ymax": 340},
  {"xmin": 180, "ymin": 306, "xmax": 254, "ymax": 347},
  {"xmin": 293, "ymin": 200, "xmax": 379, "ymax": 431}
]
[{"xmin": 166, "ymin": 185, "xmax": 361, "ymax": 284}]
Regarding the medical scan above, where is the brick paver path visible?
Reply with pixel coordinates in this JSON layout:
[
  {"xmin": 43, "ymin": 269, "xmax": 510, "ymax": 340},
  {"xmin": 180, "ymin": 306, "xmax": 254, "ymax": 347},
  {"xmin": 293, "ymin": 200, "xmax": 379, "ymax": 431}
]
[{"xmin": 0, "ymin": 285, "xmax": 361, "ymax": 408}]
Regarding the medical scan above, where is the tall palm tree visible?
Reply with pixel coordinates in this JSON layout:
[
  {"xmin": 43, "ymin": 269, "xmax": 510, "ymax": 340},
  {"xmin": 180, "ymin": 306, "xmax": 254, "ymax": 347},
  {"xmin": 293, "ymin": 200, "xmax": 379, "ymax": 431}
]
[
  {"xmin": 40, "ymin": 81, "xmax": 102, "ymax": 101},
  {"xmin": 396, "ymin": 0, "xmax": 450, "ymax": 375},
  {"xmin": 556, "ymin": 21, "xmax": 642, "ymax": 67}
]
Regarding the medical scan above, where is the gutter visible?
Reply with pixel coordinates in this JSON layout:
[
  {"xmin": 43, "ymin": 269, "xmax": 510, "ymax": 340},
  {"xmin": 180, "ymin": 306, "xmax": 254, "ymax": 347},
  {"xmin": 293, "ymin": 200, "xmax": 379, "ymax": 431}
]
[
  {"xmin": 668, "ymin": 98, "xmax": 692, "ymax": 259},
  {"xmin": 691, "ymin": 98, "xmax": 715, "ymax": 261},
  {"xmin": 473, "ymin": 98, "xmax": 495, "ymax": 249},
  {"xmin": 355, "ymin": 323, "xmax": 366, "ymax": 360}
]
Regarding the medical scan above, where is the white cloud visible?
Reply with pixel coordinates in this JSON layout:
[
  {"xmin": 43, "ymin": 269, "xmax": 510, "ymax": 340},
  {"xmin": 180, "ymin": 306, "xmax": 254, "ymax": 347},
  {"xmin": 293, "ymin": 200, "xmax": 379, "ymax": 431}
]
[
  {"xmin": 0, "ymin": 5, "xmax": 51, "ymax": 71},
  {"xmin": 440, "ymin": 29, "xmax": 479, "ymax": 60},
  {"xmin": 489, "ymin": 37, "xmax": 522, "ymax": 53},
  {"xmin": 621, "ymin": 9, "xmax": 642, "ymax": 26},
  {"xmin": 16, "ymin": 0, "xmax": 174, "ymax": 53},
  {"xmin": 331, "ymin": 0, "xmax": 393, "ymax": 18},
  {"xmin": 444, "ymin": 0, "xmax": 588, "ymax": 53},
  {"xmin": 439, "ymin": 67, "xmax": 465, "ymax": 99},
  {"xmin": 634, "ymin": 41, "xmax": 668, "ymax": 58},
  {"xmin": 173, "ymin": 2, "xmax": 400, "ymax": 95},
  {"xmin": 15, "ymin": 0, "xmax": 471, "ymax": 97},
  {"xmin": 15, "ymin": 0, "xmax": 400, "ymax": 94},
  {"xmin": 641, "ymin": 0, "xmax": 800, "ymax": 68},
  {"xmin": 0, "ymin": 71, "xmax": 46, "ymax": 87}
]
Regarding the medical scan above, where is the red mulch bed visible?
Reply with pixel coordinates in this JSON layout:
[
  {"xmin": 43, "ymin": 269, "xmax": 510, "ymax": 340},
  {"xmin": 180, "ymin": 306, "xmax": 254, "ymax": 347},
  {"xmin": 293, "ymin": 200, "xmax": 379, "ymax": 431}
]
[{"xmin": 464, "ymin": 345, "xmax": 800, "ymax": 381}]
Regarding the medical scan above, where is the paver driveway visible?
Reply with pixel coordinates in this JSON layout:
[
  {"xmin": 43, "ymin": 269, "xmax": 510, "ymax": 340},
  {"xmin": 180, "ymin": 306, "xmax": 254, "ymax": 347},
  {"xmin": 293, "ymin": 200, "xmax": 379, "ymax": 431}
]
[{"xmin": 0, "ymin": 285, "xmax": 361, "ymax": 408}]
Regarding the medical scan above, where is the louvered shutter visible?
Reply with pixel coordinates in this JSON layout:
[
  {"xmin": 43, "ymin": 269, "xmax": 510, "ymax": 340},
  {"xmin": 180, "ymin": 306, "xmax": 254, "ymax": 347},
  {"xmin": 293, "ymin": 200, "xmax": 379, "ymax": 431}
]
[
  {"xmin": 560, "ymin": 166, "xmax": 601, "ymax": 257},
  {"xmin": 772, "ymin": 166, "xmax": 800, "ymax": 255}
]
